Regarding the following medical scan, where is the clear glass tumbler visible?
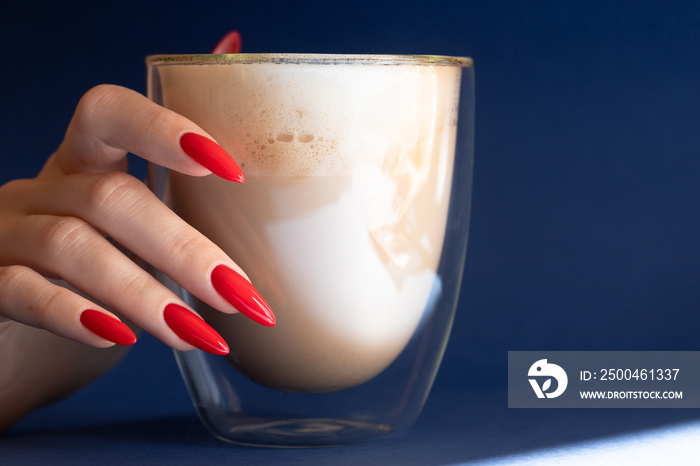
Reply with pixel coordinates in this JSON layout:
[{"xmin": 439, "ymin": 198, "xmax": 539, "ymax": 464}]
[{"xmin": 147, "ymin": 53, "xmax": 474, "ymax": 447}]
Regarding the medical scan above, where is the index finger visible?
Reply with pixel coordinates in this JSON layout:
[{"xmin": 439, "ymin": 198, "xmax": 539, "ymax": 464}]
[{"xmin": 42, "ymin": 84, "xmax": 244, "ymax": 182}]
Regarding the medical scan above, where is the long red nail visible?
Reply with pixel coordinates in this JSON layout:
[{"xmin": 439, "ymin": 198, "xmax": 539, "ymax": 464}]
[
  {"xmin": 211, "ymin": 30, "xmax": 242, "ymax": 54},
  {"xmin": 180, "ymin": 132, "xmax": 245, "ymax": 183},
  {"xmin": 211, "ymin": 265, "xmax": 276, "ymax": 327},
  {"xmin": 80, "ymin": 309, "xmax": 137, "ymax": 346},
  {"xmin": 163, "ymin": 303, "xmax": 229, "ymax": 355}
]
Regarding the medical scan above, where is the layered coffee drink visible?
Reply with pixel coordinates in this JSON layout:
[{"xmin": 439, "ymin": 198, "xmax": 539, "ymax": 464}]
[{"xmin": 157, "ymin": 56, "xmax": 461, "ymax": 392}]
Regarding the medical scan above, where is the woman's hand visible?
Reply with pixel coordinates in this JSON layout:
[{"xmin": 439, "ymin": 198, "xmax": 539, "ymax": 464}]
[{"xmin": 0, "ymin": 84, "xmax": 274, "ymax": 431}]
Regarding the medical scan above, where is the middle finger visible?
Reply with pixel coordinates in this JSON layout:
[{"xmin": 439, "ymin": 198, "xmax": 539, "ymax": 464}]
[
  {"xmin": 2, "ymin": 212, "xmax": 227, "ymax": 354},
  {"xmin": 10, "ymin": 172, "xmax": 275, "ymax": 327}
]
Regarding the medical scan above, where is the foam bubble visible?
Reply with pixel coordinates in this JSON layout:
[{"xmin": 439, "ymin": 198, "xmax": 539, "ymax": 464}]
[{"xmin": 159, "ymin": 62, "xmax": 459, "ymax": 177}]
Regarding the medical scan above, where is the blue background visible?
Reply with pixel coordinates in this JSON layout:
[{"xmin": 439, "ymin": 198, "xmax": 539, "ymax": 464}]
[{"xmin": 2, "ymin": 0, "xmax": 700, "ymax": 463}]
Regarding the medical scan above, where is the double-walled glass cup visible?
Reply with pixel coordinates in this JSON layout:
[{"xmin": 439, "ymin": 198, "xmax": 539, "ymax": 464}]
[{"xmin": 147, "ymin": 53, "xmax": 474, "ymax": 447}]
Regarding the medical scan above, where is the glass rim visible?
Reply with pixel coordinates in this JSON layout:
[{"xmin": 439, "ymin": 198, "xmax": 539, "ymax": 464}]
[{"xmin": 146, "ymin": 53, "xmax": 472, "ymax": 67}]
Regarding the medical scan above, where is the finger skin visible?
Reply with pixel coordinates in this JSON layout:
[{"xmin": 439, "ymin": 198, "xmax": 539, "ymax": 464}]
[
  {"xmin": 0, "ymin": 214, "xmax": 205, "ymax": 352},
  {"xmin": 0, "ymin": 34, "xmax": 251, "ymax": 431},
  {"xmin": 0, "ymin": 265, "xmax": 128, "ymax": 347},
  {"xmin": 3, "ymin": 172, "xmax": 248, "ymax": 316},
  {"xmin": 42, "ymin": 84, "xmax": 215, "ymax": 177},
  {"xmin": 0, "ymin": 84, "xmax": 265, "ymax": 354}
]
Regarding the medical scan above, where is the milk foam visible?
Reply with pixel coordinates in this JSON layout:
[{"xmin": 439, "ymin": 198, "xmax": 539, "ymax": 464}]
[{"xmin": 159, "ymin": 60, "xmax": 461, "ymax": 392}]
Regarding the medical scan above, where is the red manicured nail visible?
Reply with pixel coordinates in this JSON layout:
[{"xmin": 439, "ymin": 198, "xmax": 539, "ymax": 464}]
[
  {"xmin": 80, "ymin": 309, "xmax": 137, "ymax": 346},
  {"xmin": 163, "ymin": 303, "xmax": 229, "ymax": 355},
  {"xmin": 211, "ymin": 30, "xmax": 242, "ymax": 54},
  {"xmin": 180, "ymin": 132, "xmax": 245, "ymax": 183},
  {"xmin": 211, "ymin": 265, "xmax": 276, "ymax": 327}
]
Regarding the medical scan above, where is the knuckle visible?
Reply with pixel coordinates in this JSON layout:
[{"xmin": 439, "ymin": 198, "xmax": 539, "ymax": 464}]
[
  {"xmin": 79, "ymin": 84, "xmax": 173, "ymax": 139},
  {"xmin": 136, "ymin": 102, "xmax": 178, "ymax": 140},
  {"xmin": 31, "ymin": 285, "xmax": 73, "ymax": 329},
  {"xmin": 0, "ymin": 265, "xmax": 30, "ymax": 294},
  {"xmin": 115, "ymin": 273, "xmax": 152, "ymax": 301},
  {"xmin": 138, "ymin": 105, "xmax": 165, "ymax": 137},
  {"xmin": 167, "ymin": 229, "xmax": 212, "ymax": 266},
  {"xmin": 33, "ymin": 216, "xmax": 94, "ymax": 259},
  {"xmin": 84, "ymin": 171, "xmax": 144, "ymax": 213},
  {"xmin": 0, "ymin": 265, "xmax": 69, "ymax": 329},
  {"xmin": 75, "ymin": 84, "xmax": 124, "ymax": 124},
  {"xmin": 0, "ymin": 266, "xmax": 33, "ymax": 323}
]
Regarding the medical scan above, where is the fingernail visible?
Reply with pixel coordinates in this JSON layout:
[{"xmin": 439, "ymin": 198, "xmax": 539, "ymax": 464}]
[
  {"xmin": 211, "ymin": 30, "xmax": 242, "ymax": 54},
  {"xmin": 163, "ymin": 303, "xmax": 229, "ymax": 355},
  {"xmin": 211, "ymin": 265, "xmax": 276, "ymax": 327},
  {"xmin": 80, "ymin": 309, "xmax": 137, "ymax": 346},
  {"xmin": 180, "ymin": 132, "xmax": 245, "ymax": 183}
]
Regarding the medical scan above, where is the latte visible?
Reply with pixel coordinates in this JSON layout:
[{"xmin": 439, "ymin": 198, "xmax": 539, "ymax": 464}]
[{"xmin": 158, "ymin": 57, "xmax": 461, "ymax": 392}]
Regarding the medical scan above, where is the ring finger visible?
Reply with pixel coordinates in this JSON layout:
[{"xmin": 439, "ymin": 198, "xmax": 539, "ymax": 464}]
[{"xmin": 1, "ymin": 213, "xmax": 229, "ymax": 354}]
